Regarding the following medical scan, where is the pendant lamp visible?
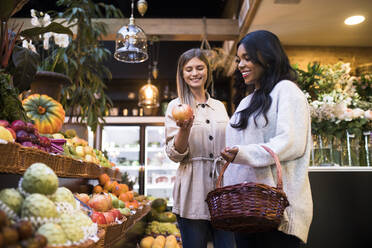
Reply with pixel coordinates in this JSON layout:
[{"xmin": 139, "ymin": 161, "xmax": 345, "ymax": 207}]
[
  {"xmin": 114, "ymin": 0, "xmax": 148, "ymax": 63},
  {"xmin": 138, "ymin": 63, "xmax": 159, "ymax": 115}
]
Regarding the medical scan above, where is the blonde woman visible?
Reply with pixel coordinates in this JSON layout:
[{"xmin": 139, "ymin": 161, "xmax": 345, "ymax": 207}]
[{"xmin": 165, "ymin": 48, "xmax": 234, "ymax": 248}]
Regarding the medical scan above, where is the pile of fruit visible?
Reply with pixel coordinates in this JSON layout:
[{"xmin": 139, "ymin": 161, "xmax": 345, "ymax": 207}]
[
  {"xmin": 139, "ymin": 198, "xmax": 181, "ymax": 247},
  {"xmin": 0, "ymin": 119, "xmax": 65, "ymax": 153},
  {"xmin": 75, "ymin": 173, "xmax": 149, "ymax": 225},
  {"xmin": 61, "ymin": 134, "xmax": 113, "ymax": 167},
  {"xmin": 140, "ymin": 234, "xmax": 180, "ymax": 248},
  {"xmin": 0, "ymin": 162, "xmax": 100, "ymax": 247},
  {"xmin": 94, "ymin": 173, "xmax": 143, "ymax": 210},
  {"xmin": 0, "ymin": 209, "xmax": 47, "ymax": 247}
]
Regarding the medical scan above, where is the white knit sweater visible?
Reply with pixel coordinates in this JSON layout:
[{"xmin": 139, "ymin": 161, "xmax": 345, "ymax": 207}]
[{"xmin": 224, "ymin": 80, "xmax": 313, "ymax": 243}]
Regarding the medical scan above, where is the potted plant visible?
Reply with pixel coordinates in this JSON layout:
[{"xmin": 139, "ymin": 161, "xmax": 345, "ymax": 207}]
[
  {"xmin": 21, "ymin": 9, "xmax": 72, "ymax": 101},
  {"xmin": 0, "ymin": 0, "xmax": 72, "ymax": 122},
  {"xmin": 49, "ymin": 0, "xmax": 123, "ymax": 134}
]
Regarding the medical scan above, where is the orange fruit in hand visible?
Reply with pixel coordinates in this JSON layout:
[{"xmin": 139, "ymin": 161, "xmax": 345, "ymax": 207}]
[{"xmin": 98, "ymin": 173, "xmax": 110, "ymax": 186}]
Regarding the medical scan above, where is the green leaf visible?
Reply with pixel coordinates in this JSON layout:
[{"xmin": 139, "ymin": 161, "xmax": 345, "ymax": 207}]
[
  {"xmin": 11, "ymin": 45, "xmax": 40, "ymax": 92},
  {"xmin": 20, "ymin": 22, "xmax": 73, "ymax": 39}
]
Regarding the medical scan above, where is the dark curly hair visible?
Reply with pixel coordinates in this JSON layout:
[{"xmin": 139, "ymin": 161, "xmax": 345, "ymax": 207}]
[{"xmin": 231, "ymin": 30, "xmax": 297, "ymax": 130}]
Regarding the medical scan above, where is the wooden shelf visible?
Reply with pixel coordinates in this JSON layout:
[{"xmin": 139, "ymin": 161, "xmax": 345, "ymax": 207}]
[{"xmin": 0, "ymin": 142, "xmax": 121, "ymax": 181}]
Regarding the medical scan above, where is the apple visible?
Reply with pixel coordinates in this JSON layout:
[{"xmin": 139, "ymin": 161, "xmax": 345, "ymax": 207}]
[
  {"xmin": 172, "ymin": 104, "xmax": 193, "ymax": 122},
  {"xmin": 109, "ymin": 209, "xmax": 123, "ymax": 220},
  {"xmin": 6, "ymin": 128, "xmax": 16, "ymax": 139},
  {"xmin": 118, "ymin": 200, "xmax": 125, "ymax": 208},
  {"xmin": 76, "ymin": 193, "xmax": 90, "ymax": 204},
  {"xmin": 25, "ymin": 122, "xmax": 36, "ymax": 133},
  {"xmin": 118, "ymin": 208, "xmax": 131, "ymax": 217},
  {"xmin": 88, "ymin": 193, "xmax": 112, "ymax": 212},
  {"xmin": 91, "ymin": 211, "xmax": 106, "ymax": 224},
  {"xmin": 103, "ymin": 211, "xmax": 115, "ymax": 224},
  {"xmin": 0, "ymin": 120, "xmax": 9, "ymax": 127},
  {"xmin": 109, "ymin": 193, "xmax": 119, "ymax": 208},
  {"xmin": 11, "ymin": 120, "xmax": 26, "ymax": 131}
]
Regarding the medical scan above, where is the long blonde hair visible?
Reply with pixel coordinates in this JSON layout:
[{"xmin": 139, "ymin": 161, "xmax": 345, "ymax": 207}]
[{"xmin": 176, "ymin": 48, "xmax": 212, "ymax": 108}]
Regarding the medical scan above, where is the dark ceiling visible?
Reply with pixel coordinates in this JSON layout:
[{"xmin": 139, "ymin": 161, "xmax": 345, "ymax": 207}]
[
  {"xmin": 14, "ymin": 0, "xmax": 230, "ymax": 18},
  {"xmin": 13, "ymin": 0, "xmax": 232, "ymax": 109}
]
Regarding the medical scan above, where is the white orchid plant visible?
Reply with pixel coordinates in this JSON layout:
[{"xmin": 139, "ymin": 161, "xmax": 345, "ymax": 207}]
[{"xmin": 21, "ymin": 9, "xmax": 70, "ymax": 72}]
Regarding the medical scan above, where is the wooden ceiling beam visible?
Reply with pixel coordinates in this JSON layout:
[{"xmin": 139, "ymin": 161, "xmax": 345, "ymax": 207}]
[
  {"xmin": 224, "ymin": 0, "xmax": 262, "ymax": 75},
  {"xmin": 10, "ymin": 18, "xmax": 239, "ymax": 41}
]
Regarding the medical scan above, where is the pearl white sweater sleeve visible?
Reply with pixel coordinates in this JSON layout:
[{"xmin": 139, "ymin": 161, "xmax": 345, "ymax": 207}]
[{"xmin": 233, "ymin": 80, "xmax": 310, "ymax": 167}]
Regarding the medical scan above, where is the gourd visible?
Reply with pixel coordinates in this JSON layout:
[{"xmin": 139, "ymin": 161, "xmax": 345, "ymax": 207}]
[{"xmin": 22, "ymin": 94, "xmax": 65, "ymax": 134}]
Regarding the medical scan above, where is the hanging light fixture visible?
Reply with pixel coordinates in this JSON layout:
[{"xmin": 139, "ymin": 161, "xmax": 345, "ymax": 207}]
[
  {"xmin": 138, "ymin": 62, "xmax": 160, "ymax": 115},
  {"xmin": 152, "ymin": 38, "xmax": 160, "ymax": 79},
  {"xmin": 114, "ymin": 0, "xmax": 148, "ymax": 63},
  {"xmin": 137, "ymin": 0, "xmax": 148, "ymax": 16}
]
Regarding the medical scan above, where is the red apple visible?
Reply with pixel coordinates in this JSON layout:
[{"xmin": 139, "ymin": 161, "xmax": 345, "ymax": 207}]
[
  {"xmin": 76, "ymin": 193, "xmax": 90, "ymax": 204},
  {"xmin": 0, "ymin": 120, "xmax": 9, "ymax": 127},
  {"xmin": 91, "ymin": 211, "xmax": 106, "ymax": 224},
  {"xmin": 6, "ymin": 128, "xmax": 16, "ymax": 139},
  {"xmin": 11, "ymin": 120, "xmax": 26, "ymax": 131},
  {"xmin": 109, "ymin": 209, "xmax": 123, "ymax": 221},
  {"xmin": 103, "ymin": 211, "xmax": 115, "ymax": 224},
  {"xmin": 88, "ymin": 193, "xmax": 112, "ymax": 212},
  {"xmin": 25, "ymin": 122, "xmax": 36, "ymax": 133},
  {"xmin": 172, "ymin": 104, "xmax": 193, "ymax": 122}
]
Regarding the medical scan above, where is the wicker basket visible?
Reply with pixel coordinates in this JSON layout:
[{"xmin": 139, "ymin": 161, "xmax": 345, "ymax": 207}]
[
  {"xmin": 206, "ymin": 145, "xmax": 289, "ymax": 233},
  {"xmin": 47, "ymin": 228, "xmax": 105, "ymax": 248},
  {"xmin": 18, "ymin": 146, "xmax": 59, "ymax": 173},
  {"xmin": 87, "ymin": 162, "xmax": 101, "ymax": 178},
  {"xmin": 102, "ymin": 167, "xmax": 114, "ymax": 178},
  {"xmin": 97, "ymin": 217, "xmax": 127, "ymax": 247},
  {"xmin": 61, "ymin": 157, "xmax": 87, "ymax": 177},
  {"xmin": 0, "ymin": 142, "xmax": 21, "ymax": 173}
]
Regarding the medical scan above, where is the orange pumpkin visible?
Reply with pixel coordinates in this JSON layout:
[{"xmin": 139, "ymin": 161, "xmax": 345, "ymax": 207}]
[{"xmin": 22, "ymin": 94, "xmax": 65, "ymax": 134}]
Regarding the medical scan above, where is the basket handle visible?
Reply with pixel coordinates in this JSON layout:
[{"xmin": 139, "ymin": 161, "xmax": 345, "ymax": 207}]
[{"xmin": 216, "ymin": 145, "xmax": 283, "ymax": 191}]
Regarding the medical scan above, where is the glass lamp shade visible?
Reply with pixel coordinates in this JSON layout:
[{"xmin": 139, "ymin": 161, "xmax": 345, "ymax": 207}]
[
  {"xmin": 138, "ymin": 82, "xmax": 159, "ymax": 108},
  {"xmin": 114, "ymin": 17, "xmax": 148, "ymax": 63}
]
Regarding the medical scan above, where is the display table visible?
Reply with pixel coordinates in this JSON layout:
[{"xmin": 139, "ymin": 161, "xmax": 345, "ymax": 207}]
[{"xmin": 303, "ymin": 166, "xmax": 372, "ymax": 248}]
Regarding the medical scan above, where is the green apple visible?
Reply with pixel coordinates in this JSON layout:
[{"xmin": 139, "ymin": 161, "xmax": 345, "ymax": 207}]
[
  {"xmin": 109, "ymin": 193, "xmax": 119, "ymax": 208},
  {"xmin": 118, "ymin": 200, "xmax": 125, "ymax": 208},
  {"xmin": 118, "ymin": 208, "xmax": 131, "ymax": 217}
]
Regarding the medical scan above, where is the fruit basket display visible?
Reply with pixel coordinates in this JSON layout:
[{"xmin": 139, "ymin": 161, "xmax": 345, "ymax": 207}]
[
  {"xmin": 0, "ymin": 163, "xmax": 106, "ymax": 248},
  {"xmin": 0, "ymin": 141, "xmax": 121, "ymax": 180},
  {"xmin": 0, "ymin": 119, "xmax": 151, "ymax": 247},
  {"xmin": 0, "ymin": 119, "xmax": 121, "ymax": 180},
  {"xmin": 0, "ymin": 141, "xmax": 21, "ymax": 172}
]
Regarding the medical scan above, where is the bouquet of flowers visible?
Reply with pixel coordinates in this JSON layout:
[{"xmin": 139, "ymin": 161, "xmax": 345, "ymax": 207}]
[{"xmin": 297, "ymin": 61, "xmax": 372, "ymax": 166}]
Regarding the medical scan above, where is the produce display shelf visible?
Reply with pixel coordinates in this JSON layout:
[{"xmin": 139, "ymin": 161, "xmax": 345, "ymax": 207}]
[
  {"xmin": 96, "ymin": 203, "xmax": 151, "ymax": 248},
  {"xmin": 0, "ymin": 142, "xmax": 122, "ymax": 181}
]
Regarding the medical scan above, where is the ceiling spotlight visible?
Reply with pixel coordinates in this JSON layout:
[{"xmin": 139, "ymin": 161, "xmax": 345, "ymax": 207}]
[{"xmin": 344, "ymin": 15, "xmax": 365, "ymax": 25}]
